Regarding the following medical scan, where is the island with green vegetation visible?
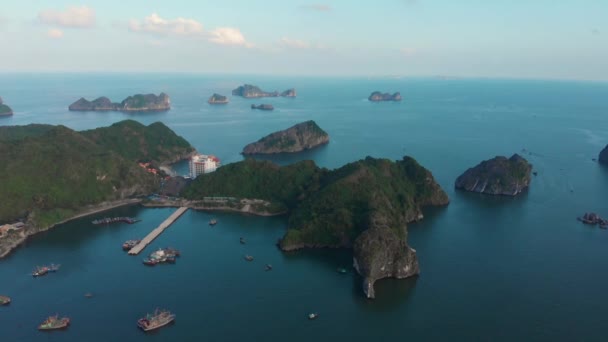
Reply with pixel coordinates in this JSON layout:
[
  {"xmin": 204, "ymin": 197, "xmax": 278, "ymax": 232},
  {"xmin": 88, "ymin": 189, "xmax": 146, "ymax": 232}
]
[
  {"xmin": 181, "ymin": 156, "xmax": 449, "ymax": 298},
  {"xmin": 0, "ymin": 120, "xmax": 194, "ymax": 258},
  {"xmin": 368, "ymin": 91, "xmax": 402, "ymax": 102},
  {"xmin": 251, "ymin": 104, "xmax": 274, "ymax": 111},
  {"xmin": 0, "ymin": 97, "xmax": 14, "ymax": 116},
  {"xmin": 208, "ymin": 93, "xmax": 229, "ymax": 104},
  {"xmin": 242, "ymin": 120, "xmax": 329, "ymax": 155},
  {"xmin": 232, "ymin": 84, "xmax": 296, "ymax": 98},
  {"xmin": 455, "ymin": 154, "xmax": 532, "ymax": 196},
  {"xmin": 600, "ymin": 145, "xmax": 608, "ymax": 165},
  {"xmin": 68, "ymin": 93, "xmax": 171, "ymax": 112}
]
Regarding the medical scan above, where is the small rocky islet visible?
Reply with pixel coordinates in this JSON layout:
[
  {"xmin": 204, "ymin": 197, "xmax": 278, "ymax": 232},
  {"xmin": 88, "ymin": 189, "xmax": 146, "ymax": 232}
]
[
  {"xmin": 68, "ymin": 93, "xmax": 170, "ymax": 112},
  {"xmin": 455, "ymin": 154, "xmax": 532, "ymax": 196},
  {"xmin": 368, "ymin": 91, "xmax": 402, "ymax": 102},
  {"xmin": 232, "ymin": 84, "xmax": 296, "ymax": 98},
  {"xmin": 241, "ymin": 120, "xmax": 329, "ymax": 155},
  {"xmin": 251, "ymin": 104, "xmax": 274, "ymax": 111},
  {"xmin": 0, "ymin": 97, "xmax": 13, "ymax": 116},
  {"xmin": 208, "ymin": 93, "xmax": 229, "ymax": 104}
]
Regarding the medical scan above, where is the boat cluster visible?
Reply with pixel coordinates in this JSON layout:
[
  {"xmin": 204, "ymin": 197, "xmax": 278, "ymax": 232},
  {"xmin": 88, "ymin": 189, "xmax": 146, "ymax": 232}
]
[
  {"xmin": 92, "ymin": 217, "xmax": 140, "ymax": 225},
  {"xmin": 143, "ymin": 248, "xmax": 180, "ymax": 266},
  {"xmin": 122, "ymin": 239, "xmax": 141, "ymax": 250},
  {"xmin": 578, "ymin": 212, "xmax": 608, "ymax": 228},
  {"xmin": 32, "ymin": 264, "xmax": 61, "ymax": 277}
]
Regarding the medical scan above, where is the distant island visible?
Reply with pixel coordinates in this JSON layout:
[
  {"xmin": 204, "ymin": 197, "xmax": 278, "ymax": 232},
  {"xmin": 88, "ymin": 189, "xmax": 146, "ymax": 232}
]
[
  {"xmin": 599, "ymin": 145, "xmax": 608, "ymax": 164},
  {"xmin": 242, "ymin": 120, "xmax": 329, "ymax": 155},
  {"xmin": 368, "ymin": 91, "xmax": 402, "ymax": 102},
  {"xmin": 0, "ymin": 97, "xmax": 13, "ymax": 116},
  {"xmin": 69, "ymin": 93, "xmax": 171, "ymax": 112},
  {"xmin": 0, "ymin": 120, "xmax": 194, "ymax": 258},
  {"xmin": 208, "ymin": 93, "xmax": 229, "ymax": 104},
  {"xmin": 251, "ymin": 104, "xmax": 274, "ymax": 111},
  {"xmin": 232, "ymin": 84, "xmax": 296, "ymax": 98},
  {"xmin": 181, "ymin": 156, "xmax": 450, "ymax": 298},
  {"xmin": 455, "ymin": 154, "xmax": 532, "ymax": 196}
]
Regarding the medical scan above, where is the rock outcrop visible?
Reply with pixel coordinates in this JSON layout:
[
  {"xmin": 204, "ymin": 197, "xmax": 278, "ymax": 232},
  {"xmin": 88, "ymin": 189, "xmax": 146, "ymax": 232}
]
[
  {"xmin": 208, "ymin": 93, "xmax": 229, "ymax": 104},
  {"xmin": 251, "ymin": 104, "xmax": 274, "ymax": 111},
  {"xmin": 455, "ymin": 154, "xmax": 532, "ymax": 196},
  {"xmin": 0, "ymin": 97, "xmax": 13, "ymax": 116},
  {"xmin": 242, "ymin": 120, "xmax": 329, "ymax": 154},
  {"xmin": 599, "ymin": 145, "xmax": 608, "ymax": 164},
  {"xmin": 280, "ymin": 88, "xmax": 297, "ymax": 97},
  {"xmin": 69, "ymin": 93, "xmax": 170, "ymax": 112},
  {"xmin": 368, "ymin": 91, "xmax": 402, "ymax": 102},
  {"xmin": 232, "ymin": 84, "xmax": 296, "ymax": 98}
]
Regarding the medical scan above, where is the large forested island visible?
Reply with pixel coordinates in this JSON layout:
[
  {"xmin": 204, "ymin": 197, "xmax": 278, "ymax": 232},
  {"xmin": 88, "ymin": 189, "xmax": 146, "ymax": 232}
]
[
  {"xmin": 69, "ymin": 93, "xmax": 171, "ymax": 112},
  {"xmin": 242, "ymin": 120, "xmax": 329, "ymax": 154},
  {"xmin": 182, "ymin": 156, "xmax": 449, "ymax": 298},
  {"xmin": 0, "ymin": 120, "xmax": 194, "ymax": 257}
]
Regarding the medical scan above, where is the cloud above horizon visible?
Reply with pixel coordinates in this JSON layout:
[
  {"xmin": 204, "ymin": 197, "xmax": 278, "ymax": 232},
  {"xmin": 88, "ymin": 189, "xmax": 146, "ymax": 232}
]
[
  {"xmin": 279, "ymin": 37, "xmax": 311, "ymax": 49},
  {"xmin": 38, "ymin": 6, "xmax": 96, "ymax": 28},
  {"xmin": 301, "ymin": 4, "xmax": 332, "ymax": 12},
  {"xmin": 129, "ymin": 13, "xmax": 251, "ymax": 47},
  {"xmin": 47, "ymin": 29, "xmax": 64, "ymax": 39}
]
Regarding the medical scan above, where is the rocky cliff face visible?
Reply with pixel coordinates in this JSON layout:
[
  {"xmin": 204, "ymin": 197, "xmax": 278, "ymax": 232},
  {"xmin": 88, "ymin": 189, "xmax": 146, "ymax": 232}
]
[
  {"xmin": 242, "ymin": 120, "xmax": 329, "ymax": 154},
  {"xmin": 455, "ymin": 154, "xmax": 532, "ymax": 196},
  {"xmin": 369, "ymin": 91, "xmax": 402, "ymax": 102},
  {"xmin": 599, "ymin": 145, "xmax": 608, "ymax": 164},
  {"xmin": 68, "ymin": 93, "xmax": 170, "ymax": 112},
  {"xmin": 280, "ymin": 88, "xmax": 297, "ymax": 97},
  {"xmin": 208, "ymin": 93, "xmax": 229, "ymax": 104}
]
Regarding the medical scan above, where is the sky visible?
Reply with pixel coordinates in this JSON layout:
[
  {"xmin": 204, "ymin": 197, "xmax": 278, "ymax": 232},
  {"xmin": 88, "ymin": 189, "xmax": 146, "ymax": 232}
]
[{"xmin": 0, "ymin": 0, "xmax": 606, "ymax": 80}]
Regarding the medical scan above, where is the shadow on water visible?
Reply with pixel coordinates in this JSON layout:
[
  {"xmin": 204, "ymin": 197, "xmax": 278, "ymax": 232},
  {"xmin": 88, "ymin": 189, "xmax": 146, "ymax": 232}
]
[
  {"xmin": 353, "ymin": 275, "xmax": 418, "ymax": 311},
  {"xmin": 451, "ymin": 187, "xmax": 530, "ymax": 209}
]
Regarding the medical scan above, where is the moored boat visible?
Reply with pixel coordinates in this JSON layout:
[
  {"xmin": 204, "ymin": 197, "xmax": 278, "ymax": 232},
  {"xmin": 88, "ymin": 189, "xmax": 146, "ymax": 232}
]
[
  {"xmin": 209, "ymin": 219, "xmax": 218, "ymax": 226},
  {"xmin": 137, "ymin": 309, "xmax": 175, "ymax": 332},
  {"xmin": 244, "ymin": 255, "xmax": 254, "ymax": 261},
  {"xmin": 38, "ymin": 315, "xmax": 70, "ymax": 331},
  {"xmin": 143, "ymin": 258, "xmax": 158, "ymax": 266},
  {"xmin": 308, "ymin": 313, "xmax": 319, "ymax": 320},
  {"xmin": 122, "ymin": 239, "xmax": 141, "ymax": 251},
  {"xmin": 0, "ymin": 295, "xmax": 11, "ymax": 305}
]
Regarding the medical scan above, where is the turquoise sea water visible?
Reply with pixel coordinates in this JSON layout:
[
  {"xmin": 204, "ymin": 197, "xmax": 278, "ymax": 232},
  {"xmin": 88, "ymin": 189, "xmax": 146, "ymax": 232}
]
[{"xmin": 0, "ymin": 74, "xmax": 608, "ymax": 341}]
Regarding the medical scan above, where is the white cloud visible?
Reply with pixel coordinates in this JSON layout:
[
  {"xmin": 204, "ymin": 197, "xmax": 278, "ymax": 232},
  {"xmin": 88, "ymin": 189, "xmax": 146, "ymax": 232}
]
[
  {"xmin": 47, "ymin": 29, "xmax": 64, "ymax": 39},
  {"xmin": 38, "ymin": 6, "xmax": 95, "ymax": 28},
  {"xmin": 128, "ymin": 13, "xmax": 203, "ymax": 37},
  {"xmin": 280, "ymin": 37, "xmax": 311, "ymax": 49},
  {"xmin": 301, "ymin": 4, "xmax": 332, "ymax": 12},
  {"xmin": 208, "ymin": 27, "xmax": 251, "ymax": 47}
]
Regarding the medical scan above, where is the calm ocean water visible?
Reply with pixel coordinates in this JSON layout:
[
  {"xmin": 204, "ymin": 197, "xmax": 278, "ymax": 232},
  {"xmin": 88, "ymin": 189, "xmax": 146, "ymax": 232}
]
[{"xmin": 1, "ymin": 74, "xmax": 608, "ymax": 341}]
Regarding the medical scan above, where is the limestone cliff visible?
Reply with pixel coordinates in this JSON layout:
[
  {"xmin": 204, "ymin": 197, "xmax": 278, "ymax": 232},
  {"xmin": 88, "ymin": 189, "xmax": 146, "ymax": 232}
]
[
  {"xmin": 599, "ymin": 145, "xmax": 608, "ymax": 164},
  {"xmin": 368, "ymin": 91, "xmax": 402, "ymax": 102},
  {"xmin": 208, "ymin": 93, "xmax": 229, "ymax": 104},
  {"xmin": 69, "ymin": 93, "xmax": 170, "ymax": 112},
  {"xmin": 455, "ymin": 154, "xmax": 532, "ymax": 196},
  {"xmin": 0, "ymin": 96, "xmax": 14, "ymax": 116},
  {"xmin": 242, "ymin": 120, "xmax": 329, "ymax": 154},
  {"xmin": 232, "ymin": 84, "xmax": 296, "ymax": 98}
]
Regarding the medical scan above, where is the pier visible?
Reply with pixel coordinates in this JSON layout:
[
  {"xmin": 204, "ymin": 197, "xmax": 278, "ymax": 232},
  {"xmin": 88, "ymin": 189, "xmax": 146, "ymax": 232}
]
[{"xmin": 128, "ymin": 207, "xmax": 189, "ymax": 255}]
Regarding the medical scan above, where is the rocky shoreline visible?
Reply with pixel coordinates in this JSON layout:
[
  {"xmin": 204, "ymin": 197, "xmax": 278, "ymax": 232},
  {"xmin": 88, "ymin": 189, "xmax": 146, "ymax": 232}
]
[
  {"xmin": 0, "ymin": 198, "xmax": 142, "ymax": 259},
  {"xmin": 142, "ymin": 197, "xmax": 287, "ymax": 217}
]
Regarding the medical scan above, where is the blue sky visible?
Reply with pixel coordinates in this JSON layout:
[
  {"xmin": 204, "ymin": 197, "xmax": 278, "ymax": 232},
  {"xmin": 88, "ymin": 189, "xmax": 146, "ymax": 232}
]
[{"xmin": 0, "ymin": 0, "xmax": 606, "ymax": 79}]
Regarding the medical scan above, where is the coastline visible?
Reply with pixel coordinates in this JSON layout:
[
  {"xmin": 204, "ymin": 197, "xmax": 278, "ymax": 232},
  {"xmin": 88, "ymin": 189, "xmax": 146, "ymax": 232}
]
[
  {"xmin": 142, "ymin": 198, "xmax": 287, "ymax": 217},
  {"xmin": 0, "ymin": 198, "xmax": 142, "ymax": 259}
]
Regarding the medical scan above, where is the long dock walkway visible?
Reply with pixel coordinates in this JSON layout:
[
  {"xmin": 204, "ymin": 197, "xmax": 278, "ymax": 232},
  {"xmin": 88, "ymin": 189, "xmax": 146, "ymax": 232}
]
[{"xmin": 128, "ymin": 207, "xmax": 189, "ymax": 255}]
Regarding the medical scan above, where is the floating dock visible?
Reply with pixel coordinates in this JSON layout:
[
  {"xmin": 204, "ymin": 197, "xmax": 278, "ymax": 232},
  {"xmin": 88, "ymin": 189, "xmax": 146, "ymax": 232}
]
[{"xmin": 128, "ymin": 207, "xmax": 188, "ymax": 255}]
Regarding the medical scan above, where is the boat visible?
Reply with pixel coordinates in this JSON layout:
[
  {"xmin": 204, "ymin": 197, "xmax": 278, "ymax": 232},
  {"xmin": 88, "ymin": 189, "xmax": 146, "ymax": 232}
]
[
  {"xmin": 239, "ymin": 237, "xmax": 246, "ymax": 244},
  {"xmin": 209, "ymin": 219, "xmax": 218, "ymax": 226},
  {"xmin": 38, "ymin": 315, "xmax": 70, "ymax": 331},
  {"xmin": 244, "ymin": 255, "xmax": 254, "ymax": 261},
  {"xmin": 143, "ymin": 258, "xmax": 158, "ymax": 266},
  {"xmin": 308, "ymin": 313, "xmax": 319, "ymax": 320},
  {"xmin": 84, "ymin": 293, "xmax": 93, "ymax": 298},
  {"xmin": 122, "ymin": 239, "xmax": 141, "ymax": 251},
  {"xmin": 137, "ymin": 309, "xmax": 175, "ymax": 332},
  {"xmin": 92, "ymin": 217, "xmax": 141, "ymax": 225},
  {"xmin": 265, "ymin": 264, "xmax": 273, "ymax": 271},
  {"xmin": 0, "ymin": 295, "xmax": 11, "ymax": 305},
  {"xmin": 337, "ymin": 267, "xmax": 348, "ymax": 274},
  {"xmin": 164, "ymin": 247, "xmax": 180, "ymax": 257},
  {"xmin": 32, "ymin": 266, "xmax": 49, "ymax": 277}
]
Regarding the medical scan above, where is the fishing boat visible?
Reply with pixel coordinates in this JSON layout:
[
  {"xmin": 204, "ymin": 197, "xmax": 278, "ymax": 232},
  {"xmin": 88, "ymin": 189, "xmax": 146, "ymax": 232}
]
[
  {"xmin": 137, "ymin": 309, "xmax": 175, "ymax": 332},
  {"xmin": 308, "ymin": 313, "xmax": 319, "ymax": 320},
  {"xmin": 32, "ymin": 266, "xmax": 49, "ymax": 277},
  {"xmin": 0, "ymin": 295, "xmax": 11, "ymax": 305},
  {"xmin": 209, "ymin": 219, "xmax": 218, "ymax": 226},
  {"xmin": 265, "ymin": 264, "xmax": 273, "ymax": 271},
  {"xmin": 122, "ymin": 239, "xmax": 141, "ymax": 251},
  {"xmin": 244, "ymin": 255, "xmax": 254, "ymax": 261},
  {"xmin": 84, "ymin": 293, "xmax": 93, "ymax": 298},
  {"xmin": 143, "ymin": 258, "xmax": 158, "ymax": 266},
  {"xmin": 164, "ymin": 247, "xmax": 180, "ymax": 257},
  {"xmin": 337, "ymin": 267, "xmax": 348, "ymax": 274},
  {"xmin": 239, "ymin": 237, "xmax": 246, "ymax": 244},
  {"xmin": 38, "ymin": 315, "xmax": 70, "ymax": 331}
]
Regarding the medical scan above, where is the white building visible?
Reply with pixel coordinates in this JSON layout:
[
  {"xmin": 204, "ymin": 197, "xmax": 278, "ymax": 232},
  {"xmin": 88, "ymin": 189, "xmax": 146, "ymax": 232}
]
[{"xmin": 189, "ymin": 154, "xmax": 221, "ymax": 178}]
